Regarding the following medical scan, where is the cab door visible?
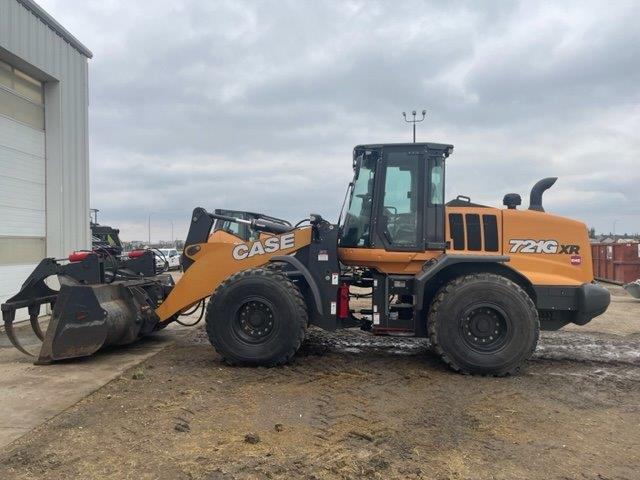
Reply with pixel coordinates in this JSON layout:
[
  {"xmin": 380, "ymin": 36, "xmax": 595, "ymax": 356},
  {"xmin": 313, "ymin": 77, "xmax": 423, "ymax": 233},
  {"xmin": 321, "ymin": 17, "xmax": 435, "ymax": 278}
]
[{"xmin": 374, "ymin": 148, "xmax": 425, "ymax": 252}]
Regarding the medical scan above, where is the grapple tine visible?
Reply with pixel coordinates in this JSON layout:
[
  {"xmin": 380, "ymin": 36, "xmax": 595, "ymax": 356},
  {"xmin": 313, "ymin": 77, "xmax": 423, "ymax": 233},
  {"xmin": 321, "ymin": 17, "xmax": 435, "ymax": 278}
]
[
  {"xmin": 29, "ymin": 315, "xmax": 45, "ymax": 340},
  {"xmin": 2, "ymin": 309, "xmax": 36, "ymax": 357},
  {"xmin": 28, "ymin": 304, "xmax": 45, "ymax": 340}
]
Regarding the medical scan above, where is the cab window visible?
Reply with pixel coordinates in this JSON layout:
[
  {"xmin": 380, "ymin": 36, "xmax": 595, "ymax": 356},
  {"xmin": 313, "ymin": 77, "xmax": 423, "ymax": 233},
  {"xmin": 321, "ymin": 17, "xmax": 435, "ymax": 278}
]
[
  {"xmin": 340, "ymin": 154, "xmax": 375, "ymax": 247},
  {"xmin": 381, "ymin": 154, "xmax": 420, "ymax": 247},
  {"xmin": 219, "ymin": 220, "xmax": 241, "ymax": 236},
  {"xmin": 430, "ymin": 159, "xmax": 444, "ymax": 205}
]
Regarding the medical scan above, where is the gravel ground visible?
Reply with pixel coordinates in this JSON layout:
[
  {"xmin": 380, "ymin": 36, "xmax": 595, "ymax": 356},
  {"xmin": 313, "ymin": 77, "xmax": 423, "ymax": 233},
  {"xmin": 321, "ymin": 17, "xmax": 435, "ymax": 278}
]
[{"xmin": 0, "ymin": 284, "xmax": 638, "ymax": 480}]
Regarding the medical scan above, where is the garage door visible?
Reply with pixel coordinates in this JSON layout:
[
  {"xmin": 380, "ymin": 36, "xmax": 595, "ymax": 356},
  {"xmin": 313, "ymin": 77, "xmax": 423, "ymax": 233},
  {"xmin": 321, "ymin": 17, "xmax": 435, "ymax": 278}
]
[{"xmin": 0, "ymin": 60, "xmax": 45, "ymax": 319}]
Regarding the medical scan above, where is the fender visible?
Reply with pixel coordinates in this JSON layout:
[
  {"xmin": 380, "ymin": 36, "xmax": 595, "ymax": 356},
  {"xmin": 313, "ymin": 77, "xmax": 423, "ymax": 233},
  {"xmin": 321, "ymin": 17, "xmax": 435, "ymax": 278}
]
[
  {"xmin": 414, "ymin": 254, "xmax": 510, "ymax": 308},
  {"xmin": 270, "ymin": 255, "xmax": 323, "ymax": 315}
]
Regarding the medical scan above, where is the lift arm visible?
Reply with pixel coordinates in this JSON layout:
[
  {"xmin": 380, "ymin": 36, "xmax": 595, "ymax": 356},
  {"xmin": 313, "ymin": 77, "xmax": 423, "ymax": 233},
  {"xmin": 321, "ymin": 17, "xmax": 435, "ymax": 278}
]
[{"xmin": 155, "ymin": 225, "xmax": 312, "ymax": 322}]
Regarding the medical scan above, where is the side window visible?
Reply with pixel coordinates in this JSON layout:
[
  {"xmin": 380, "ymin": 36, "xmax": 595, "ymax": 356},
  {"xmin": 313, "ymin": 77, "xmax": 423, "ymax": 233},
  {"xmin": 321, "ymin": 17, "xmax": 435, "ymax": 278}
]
[
  {"xmin": 220, "ymin": 220, "xmax": 241, "ymax": 236},
  {"xmin": 381, "ymin": 155, "xmax": 420, "ymax": 247},
  {"xmin": 430, "ymin": 161, "xmax": 444, "ymax": 205},
  {"xmin": 425, "ymin": 156, "xmax": 446, "ymax": 248},
  {"xmin": 385, "ymin": 167, "xmax": 412, "ymax": 213}
]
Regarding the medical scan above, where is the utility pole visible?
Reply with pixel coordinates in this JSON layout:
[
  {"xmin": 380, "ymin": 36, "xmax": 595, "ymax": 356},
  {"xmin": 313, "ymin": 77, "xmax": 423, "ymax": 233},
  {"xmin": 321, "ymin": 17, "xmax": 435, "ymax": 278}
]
[
  {"xmin": 168, "ymin": 219, "xmax": 174, "ymax": 247},
  {"xmin": 148, "ymin": 213, "xmax": 153, "ymax": 246},
  {"xmin": 402, "ymin": 109, "xmax": 427, "ymax": 143}
]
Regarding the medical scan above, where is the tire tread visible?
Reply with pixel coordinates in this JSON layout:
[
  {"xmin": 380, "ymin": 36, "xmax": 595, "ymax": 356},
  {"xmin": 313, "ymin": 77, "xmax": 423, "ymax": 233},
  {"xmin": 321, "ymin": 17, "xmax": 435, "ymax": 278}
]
[
  {"xmin": 427, "ymin": 273, "xmax": 539, "ymax": 376},
  {"xmin": 205, "ymin": 268, "xmax": 308, "ymax": 367}
]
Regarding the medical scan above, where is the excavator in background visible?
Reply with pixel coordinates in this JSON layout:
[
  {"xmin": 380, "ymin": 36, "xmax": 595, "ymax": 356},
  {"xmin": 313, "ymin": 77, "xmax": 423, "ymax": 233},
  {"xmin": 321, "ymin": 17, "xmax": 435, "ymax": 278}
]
[{"xmin": 1, "ymin": 142, "xmax": 610, "ymax": 375}]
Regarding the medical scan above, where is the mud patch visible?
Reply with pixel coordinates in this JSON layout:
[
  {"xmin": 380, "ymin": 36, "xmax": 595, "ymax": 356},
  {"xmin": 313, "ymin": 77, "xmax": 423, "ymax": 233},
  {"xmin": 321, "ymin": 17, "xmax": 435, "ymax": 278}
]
[
  {"xmin": 1, "ymin": 326, "xmax": 640, "ymax": 479},
  {"xmin": 305, "ymin": 327, "xmax": 640, "ymax": 368},
  {"xmin": 537, "ymin": 331, "xmax": 640, "ymax": 365}
]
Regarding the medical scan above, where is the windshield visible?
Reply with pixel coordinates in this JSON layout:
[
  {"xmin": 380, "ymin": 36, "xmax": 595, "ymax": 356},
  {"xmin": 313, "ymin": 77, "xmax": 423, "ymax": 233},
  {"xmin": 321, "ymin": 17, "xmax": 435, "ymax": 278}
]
[{"xmin": 339, "ymin": 153, "xmax": 376, "ymax": 247}]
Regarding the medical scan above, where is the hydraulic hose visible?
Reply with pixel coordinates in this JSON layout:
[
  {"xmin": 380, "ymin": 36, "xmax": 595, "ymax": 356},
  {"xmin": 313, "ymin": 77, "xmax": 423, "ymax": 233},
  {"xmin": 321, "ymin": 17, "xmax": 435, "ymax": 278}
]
[{"xmin": 176, "ymin": 300, "xmax": 205, "ymax": 327}]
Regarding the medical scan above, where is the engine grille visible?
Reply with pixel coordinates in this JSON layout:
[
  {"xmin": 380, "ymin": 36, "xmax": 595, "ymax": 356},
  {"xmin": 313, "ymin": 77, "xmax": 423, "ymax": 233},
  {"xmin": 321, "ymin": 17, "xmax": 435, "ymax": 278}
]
[{"xmin": 449, "ymin": 213, "xmax": 499, "ymax": 252}]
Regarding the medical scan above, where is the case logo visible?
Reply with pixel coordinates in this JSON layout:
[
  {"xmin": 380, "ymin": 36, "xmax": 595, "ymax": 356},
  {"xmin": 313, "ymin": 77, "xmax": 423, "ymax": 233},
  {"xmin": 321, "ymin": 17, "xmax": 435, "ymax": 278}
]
[
  {"xmin": 232, "ymin": 233, "xmax": 295, "ymax": 260},
  {"xmin": 509, "ymin": 239, "xmax": 580, "ymax": 255}
]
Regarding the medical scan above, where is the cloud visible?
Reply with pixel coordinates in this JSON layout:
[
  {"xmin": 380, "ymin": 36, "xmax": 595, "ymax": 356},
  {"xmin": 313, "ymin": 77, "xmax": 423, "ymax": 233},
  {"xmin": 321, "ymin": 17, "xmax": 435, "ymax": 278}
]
[{"xmin": 38, "ymin": 0, "xmax": 640, "ymax": 239}]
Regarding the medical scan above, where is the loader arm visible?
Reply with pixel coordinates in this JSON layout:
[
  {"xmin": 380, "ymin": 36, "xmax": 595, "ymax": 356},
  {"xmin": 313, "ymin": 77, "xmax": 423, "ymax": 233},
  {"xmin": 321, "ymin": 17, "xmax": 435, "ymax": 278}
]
[
  {"xmin": 0, "ymin": 206, "xmax": 312, "ymax": 364},
  {"xmin": 155, "ymin": 227, "xmax": 313, "ymax": 322}
]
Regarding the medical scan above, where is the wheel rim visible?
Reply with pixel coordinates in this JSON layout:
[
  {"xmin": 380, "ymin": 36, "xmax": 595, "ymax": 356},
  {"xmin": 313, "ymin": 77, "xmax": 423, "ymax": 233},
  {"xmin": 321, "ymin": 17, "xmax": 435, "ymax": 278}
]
[
  {"xmin": 232, "ymin": 297, "xmax": 276, "ymax": 344},
  {"xmin": 460, "ymin": 303, "xmax": 510, "ymax": 353}
]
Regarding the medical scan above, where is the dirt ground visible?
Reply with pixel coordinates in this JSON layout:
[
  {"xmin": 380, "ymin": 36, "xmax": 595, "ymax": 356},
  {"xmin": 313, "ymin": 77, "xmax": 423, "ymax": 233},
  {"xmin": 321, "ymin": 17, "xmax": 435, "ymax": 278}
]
[{"xmin": 0, "ymin": 284, "xmax": 639, "ymax": 480}]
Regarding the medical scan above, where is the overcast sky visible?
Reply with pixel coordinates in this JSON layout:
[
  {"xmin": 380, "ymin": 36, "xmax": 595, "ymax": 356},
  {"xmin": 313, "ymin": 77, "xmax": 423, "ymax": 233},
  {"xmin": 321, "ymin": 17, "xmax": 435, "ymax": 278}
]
[{"xmin": 39, "ymin": 0, "xmax": 640, "ymax": 241}]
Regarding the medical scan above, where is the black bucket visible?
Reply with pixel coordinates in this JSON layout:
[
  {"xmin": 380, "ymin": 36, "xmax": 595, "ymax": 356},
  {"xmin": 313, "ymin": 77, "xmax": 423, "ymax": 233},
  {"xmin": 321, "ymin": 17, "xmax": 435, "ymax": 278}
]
[
  {"xmin": 3, "ymin": 283, "xmax": 159, "ymax": 364},
  {"xmin": 36, "ymin": 283, "xmax": 159, "ymax": 364}
]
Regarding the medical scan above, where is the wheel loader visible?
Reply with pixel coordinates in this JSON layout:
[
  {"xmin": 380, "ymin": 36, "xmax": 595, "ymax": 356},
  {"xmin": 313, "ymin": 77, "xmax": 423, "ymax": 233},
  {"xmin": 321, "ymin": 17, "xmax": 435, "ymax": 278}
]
[
  {"xmin": 1, "ymin": 142, "xmax": 611, "ymax": 375},
  {"xmin": 90, "ymin": 208, "xmax": 123, "ymax": 256}
]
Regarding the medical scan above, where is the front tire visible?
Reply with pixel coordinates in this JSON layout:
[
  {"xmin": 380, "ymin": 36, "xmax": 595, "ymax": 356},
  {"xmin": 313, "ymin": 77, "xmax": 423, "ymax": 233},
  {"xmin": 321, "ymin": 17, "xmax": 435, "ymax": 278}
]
[
  {"xmin": 428, "ymin": 273, "xmax": 539, "ymax": 376},
  {"xmin": 205, "ymin": 268, "xmax": 307, "ymax": 366}
]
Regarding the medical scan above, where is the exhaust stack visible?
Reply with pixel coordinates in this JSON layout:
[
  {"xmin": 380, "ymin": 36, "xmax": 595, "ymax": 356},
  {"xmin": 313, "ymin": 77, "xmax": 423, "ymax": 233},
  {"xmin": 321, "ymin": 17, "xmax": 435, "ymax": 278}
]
[{"xmin": 529, "ymin": 177, "xmax": 557, "ymax": 212}]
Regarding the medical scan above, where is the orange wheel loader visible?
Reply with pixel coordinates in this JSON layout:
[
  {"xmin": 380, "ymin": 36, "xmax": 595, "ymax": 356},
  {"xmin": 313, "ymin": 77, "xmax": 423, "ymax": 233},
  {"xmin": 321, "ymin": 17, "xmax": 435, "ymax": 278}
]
[{"xmin": 1, "ymin": 142, "xmax": 610, "ymax": 375}]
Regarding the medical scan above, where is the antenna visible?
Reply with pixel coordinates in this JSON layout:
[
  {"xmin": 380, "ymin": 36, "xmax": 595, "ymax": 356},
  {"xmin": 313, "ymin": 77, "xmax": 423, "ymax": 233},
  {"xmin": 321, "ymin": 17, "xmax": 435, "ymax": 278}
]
[{"xmin": 402, "ymin": 109, "xmax": 427, "ymax": 143}]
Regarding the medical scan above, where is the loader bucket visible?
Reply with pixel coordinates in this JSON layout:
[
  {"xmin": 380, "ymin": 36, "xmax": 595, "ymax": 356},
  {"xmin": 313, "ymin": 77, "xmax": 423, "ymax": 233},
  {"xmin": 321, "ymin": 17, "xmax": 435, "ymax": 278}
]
[
  {"xmin": 625, "ymin": 280, "xmax": 640, "ymax": 299},
  {"xmin": 2, "ymin": 283, "xmax": 159, "ymax": 364}
]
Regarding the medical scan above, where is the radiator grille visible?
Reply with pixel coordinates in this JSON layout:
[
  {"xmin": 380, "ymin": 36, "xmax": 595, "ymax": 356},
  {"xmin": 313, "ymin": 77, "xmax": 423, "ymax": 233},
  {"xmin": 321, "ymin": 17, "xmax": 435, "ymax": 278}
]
[
  {"xmin": 449, "ymin": 213, "xmax": 499, "ymax": 252},
  {"xmin": 482, "ymin": 215, "xmax": 499, "ymax": 251},
  {"xmin": 466, "ymin": 214, "xmax": 481, "ymax": 251},
  {"xmin": 449, "ymin": 213, "xmax": 465, "ymax": 250}
]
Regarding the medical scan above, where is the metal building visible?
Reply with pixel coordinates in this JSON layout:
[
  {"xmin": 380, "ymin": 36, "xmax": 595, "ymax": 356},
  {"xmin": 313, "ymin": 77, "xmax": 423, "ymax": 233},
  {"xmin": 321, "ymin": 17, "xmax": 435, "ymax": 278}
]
[{"xmin": 0, "ymin": 0, "xmax": 91, "ymax": 312}]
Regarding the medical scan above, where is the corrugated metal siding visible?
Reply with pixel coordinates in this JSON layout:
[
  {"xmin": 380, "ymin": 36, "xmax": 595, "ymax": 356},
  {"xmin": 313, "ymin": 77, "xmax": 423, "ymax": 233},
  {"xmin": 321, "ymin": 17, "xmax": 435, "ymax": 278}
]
[
  {"xmin": 0, "ymin": 112, "xmax": 44, "ymax": 154},
  {"xmin": 0, "ymin": 0, "xmax": 90, "ymax": 257},
  {"xmin": 0, "ymin": 264, "xmax": 38, "ymax": 306}
]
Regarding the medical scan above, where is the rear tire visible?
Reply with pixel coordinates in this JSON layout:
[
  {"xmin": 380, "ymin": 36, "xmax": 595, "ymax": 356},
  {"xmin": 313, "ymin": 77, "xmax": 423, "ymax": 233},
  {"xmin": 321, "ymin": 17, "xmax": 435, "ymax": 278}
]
[
  {"xmin": 428, "ymin": 273, "xmax": 539, "ymax": 376},
  {"xmin": 205, "ymin": 268, "xmax": 307, "ymax": 366}
]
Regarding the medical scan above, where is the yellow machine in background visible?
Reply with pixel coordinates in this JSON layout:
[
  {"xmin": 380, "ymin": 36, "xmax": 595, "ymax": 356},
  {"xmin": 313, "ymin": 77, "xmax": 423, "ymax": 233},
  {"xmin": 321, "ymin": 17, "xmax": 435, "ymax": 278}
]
[{"xmin": 2, "ymin": 143, "xmax": 610, "ymax": 375}]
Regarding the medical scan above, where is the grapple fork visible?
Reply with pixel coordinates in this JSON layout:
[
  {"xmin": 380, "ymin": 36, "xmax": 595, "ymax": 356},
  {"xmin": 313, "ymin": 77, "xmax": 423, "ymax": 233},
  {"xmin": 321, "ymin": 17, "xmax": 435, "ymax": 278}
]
[
  {"xmin": 1, "ymin": 252, "xmax": 171, "ymax": 364},
  {"xmin": 1, "ymin": 259, "xmax": 59, "ymax": 357}
]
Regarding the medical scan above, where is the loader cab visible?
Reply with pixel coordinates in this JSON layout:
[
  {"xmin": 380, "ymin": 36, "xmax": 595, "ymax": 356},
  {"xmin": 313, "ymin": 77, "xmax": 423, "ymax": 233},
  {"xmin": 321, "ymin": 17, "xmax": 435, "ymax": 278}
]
[
  {"xmin": 339, "ymin": 143, "xmax": 452, "ymax": 252},
  {"xmin": 91, "ymin": 222, "xmax": 123, "ymax": 255}
]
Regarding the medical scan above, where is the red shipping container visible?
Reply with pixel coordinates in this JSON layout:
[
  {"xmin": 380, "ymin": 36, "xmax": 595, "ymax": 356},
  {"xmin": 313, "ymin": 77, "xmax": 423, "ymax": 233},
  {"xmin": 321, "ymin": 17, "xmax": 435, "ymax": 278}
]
[{"xmin": 591, "ymin": 243, "xmax": 640, "ymax": 284}]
